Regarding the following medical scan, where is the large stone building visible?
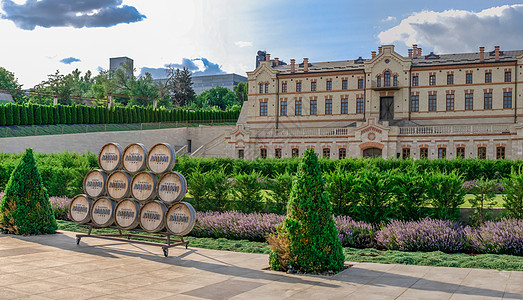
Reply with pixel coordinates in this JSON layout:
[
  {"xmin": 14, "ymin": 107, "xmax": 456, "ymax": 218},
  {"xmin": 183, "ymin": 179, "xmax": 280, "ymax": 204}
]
[{"xmin": 220, "ymin": 45, "xmax": 523, "ymax": 160}]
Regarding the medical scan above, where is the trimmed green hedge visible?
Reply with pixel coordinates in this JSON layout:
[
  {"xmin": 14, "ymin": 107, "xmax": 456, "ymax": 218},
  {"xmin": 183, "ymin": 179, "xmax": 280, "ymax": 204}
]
[{"xmin": 0, "ymin": 103, "xmax": 239, "ymax": 126}]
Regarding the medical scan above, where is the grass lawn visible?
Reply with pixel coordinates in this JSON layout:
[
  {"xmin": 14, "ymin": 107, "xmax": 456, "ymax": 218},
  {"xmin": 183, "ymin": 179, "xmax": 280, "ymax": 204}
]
[
  {"xmin": 461, "ymin": 194, "xmax": 505, "ymax": 207},
  {"xmin": 57, "ymin": 220, "xmax": 523, "ymax": 271}
]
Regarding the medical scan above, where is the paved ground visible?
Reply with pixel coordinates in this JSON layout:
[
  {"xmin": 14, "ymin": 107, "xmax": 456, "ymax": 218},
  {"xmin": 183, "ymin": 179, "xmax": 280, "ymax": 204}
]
[{"xmin": 0, "ymin": 231, "xmax": 521, "ymax": 300}]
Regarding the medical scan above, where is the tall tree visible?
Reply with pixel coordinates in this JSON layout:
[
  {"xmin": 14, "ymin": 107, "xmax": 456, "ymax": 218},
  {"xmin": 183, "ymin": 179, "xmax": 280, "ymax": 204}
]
[
  {"xmin": 168, "ymin": 67, "xmax": 196, "ymax": 107},
  {"xmin": 0, "ymin": 67, "xmax": 25, "ymax": 103},
  {"xmin": 233, "ymin": 82, "xmax": 248, "ymax": 103}
]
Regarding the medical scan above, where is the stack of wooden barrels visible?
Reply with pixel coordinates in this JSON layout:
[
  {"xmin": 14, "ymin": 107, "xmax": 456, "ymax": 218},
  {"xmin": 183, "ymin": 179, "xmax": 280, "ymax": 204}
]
[{"xmin": 69, "ymin": 142, "xmax": 196, "ymax": 236}]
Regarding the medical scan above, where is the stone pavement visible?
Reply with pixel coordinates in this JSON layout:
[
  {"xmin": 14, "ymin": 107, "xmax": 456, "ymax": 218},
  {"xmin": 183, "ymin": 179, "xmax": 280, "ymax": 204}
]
[{"xmin": 0, "ymin": 231, "xmax": 521, "ymax": 300}]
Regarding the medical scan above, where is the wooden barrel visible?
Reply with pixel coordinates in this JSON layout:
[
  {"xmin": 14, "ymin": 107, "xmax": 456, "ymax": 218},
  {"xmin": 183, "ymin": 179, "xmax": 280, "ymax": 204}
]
[
  {"xmin": 122, "ymin": 143, "xmax": 148, "ymax": 174},
  {"xmin": 165, "ymin": 202, "xmax": 196, "ymax": 236},
  {"xmin": 157, "ymin": 172, "xmax": 187, "ymax": 204},
  {"xmin": 98, "ymin": 143, "xmax": 124, "ymax": 172},
  {"xmin": 130, "ymin": 171, "xmax": 157, "ymax": 202},
  {"xmin": 114, "ymin": 198, "xmax": 141, "ymax": 230},
  {"xmin": 91, "ymin": 196, "xmax": 116, "ymax": 227},
  {"xmin": 83, "ymin": 169, "xmax": 107, "ymax": 198},
  {"xmin": 139, "ymin": 200, "xmax": 167, "ymax": 233},
  {"xmin": 69, "ymin": 194, "xmax": 92, "ymax": 224},
  {"xmin": 106, "ymin": 170, "xmax": 132, "ymax": 201},
  {"xmin": 146, "ymin": 143, "xmax": 176, "ymax": 174}
]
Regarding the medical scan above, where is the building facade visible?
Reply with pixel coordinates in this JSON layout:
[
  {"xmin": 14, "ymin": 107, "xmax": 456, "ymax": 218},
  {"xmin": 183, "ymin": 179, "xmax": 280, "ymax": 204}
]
[
  {"xmin": 192, "ymin": 73, "xmax": 247, "ymax": 95},
  {"xmin": 222, "ymin": 45, "xmax": 523, "ymax": 160}
]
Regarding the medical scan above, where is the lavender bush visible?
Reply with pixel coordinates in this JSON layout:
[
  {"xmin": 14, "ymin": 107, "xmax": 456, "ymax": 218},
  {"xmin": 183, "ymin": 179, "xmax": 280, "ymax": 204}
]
[
  {"xmin": 335, "ymin": 215, "xmax": 376, "ymax": 248},
  {"xmin": 465, "ymin": 218, "xmax": 523, "ymax": 255},
  {"xmin": 376, "ymin": 218, "xmax": 465, "ymax": 252},
  {"xmin": 49, "ymin": 196, "xmax": 71, "ymax": 220}
]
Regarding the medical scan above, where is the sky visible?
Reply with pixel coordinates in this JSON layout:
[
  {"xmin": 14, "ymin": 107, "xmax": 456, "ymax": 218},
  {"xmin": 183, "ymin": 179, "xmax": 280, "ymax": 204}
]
[{"xmin": 1, "ymin": 0, "xmax": 523, "ymax": 88}]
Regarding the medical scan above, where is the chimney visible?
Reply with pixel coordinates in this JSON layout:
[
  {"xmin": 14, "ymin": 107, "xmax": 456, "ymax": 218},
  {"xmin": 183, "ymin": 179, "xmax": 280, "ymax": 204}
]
[
  {"xmin": 408, "ymin": 49, "xmax": 413, "ymax": 58},
  {"xmin": 413, "ymin": 44, "xmax": 418, "ymax": 58},
  {"xmin": 265, "ymin": 53, "xmax": 271, "ymax": 62},
  {"xmin": 378, "ymin": 46, "xmax": 383, "ymax": 54},
  {"xmin": 495, "ymin": 46, "xmax": 500, "ymax": 61},
  {"xmin": 371, "ymin": 51, "xmax": 376, "ymax": 58},
  {"xmin": 418, "ymin": 48, "xmax": 422, "ymax": 56},
  {"xmin": 479, "ymin": 47, "xmax": 485, "ymax": 62},
  {"xmin": 290, "ymin": 59, "xmax": 295, "ymax": 73},
  {"xmin": 303, "ymin": 58, "xmax": 309, "ymax": 72},
  {"xmin": 274, "ymin": 57, "xmax": 279, "ymax": 66}
]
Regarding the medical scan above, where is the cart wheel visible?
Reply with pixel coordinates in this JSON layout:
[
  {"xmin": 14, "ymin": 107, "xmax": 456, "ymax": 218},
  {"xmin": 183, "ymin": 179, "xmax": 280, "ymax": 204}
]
[
  {"xmin": 76, "ymin": 237, "xmax": 81, "ymax": 245},
  {"xmin": 163, "ymin": 248, "xmax": 168, "ymax": 257}
]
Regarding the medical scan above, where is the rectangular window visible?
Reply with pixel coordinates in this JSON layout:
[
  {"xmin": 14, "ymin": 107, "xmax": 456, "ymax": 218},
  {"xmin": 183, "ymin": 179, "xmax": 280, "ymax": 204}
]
[
  {"xmin": 323, "ymin": 148, "xmax": 330, "ymax": 159},
  {"xmin": 428, "ymin": 94, "xmax": 437, "ymax": 111},
  {"xmin": 275, "ymin": 149, "xmax": 282, "ymax": 158},
  {"xmin": 504, "ymin": 92, "xmax": 512, "ymax": 108},
  {"xmin": 484, "ymin": 93, "xmax": 492, "ymax": 109},
  {"xmin": 356, "ymin": 98, "xmax": 364, "ymax": 113},
  {"xmin": 260, "ymin": 148, "xmax": 267, "ymax": 159},
  {"xmin": 505, "ymin": 71, "xmax": 512, "ymax": 82},
  {"xmin": 377, "ymin": 76, "xmax": 381, "ymax": 87},
  {"xmin": 282, "ymin": 83, "xmax": 287, "ymax": 93},
  {"xmin": 384, "ymin": 72, "xmax": 391, "ymax": 87},
  {"xmin": 280, "ymin": 101, "xmax": 287, "ymax": 116},
  {"xmin": 497, "ymin": 147, "xmax": 505, "ymax": 159},
  {"xmin": 411, "ymin": 95, "xmax": 419, "ymax": 112},
  {"xmin": 447, "ymin": 74, "xmax": 454, "ymax": 85},
  {"xmin": 342, "ymin": 80, "xmax": 348, "ymax": 90},
  {"xmin": 265, "ymin": 83, "xmax": 269, "ymax": 93},
  {"xmin": 238, "ymin": 149, "xmax": 244, "ymax": 159},
  {"xmin": 402, "ymin": 148, "xmax": 410, "ymax": 159},
  {"xmin": 478, "ymin": 147, "xmax": 486, "ymax": 159},
  {"xmin": 420, "ymin": 148, "xmax": 428, "ymax": 159},
  {"xmin": 260, "ymin": 102, "xmax": 268, "ymax": 116},
  {"xmin": 485, "ymin": 72, "xmax": 492, "ymax": 83},
  {"xmin": 438, "ymin": 147, "xmax": 446, "ymax": 159},
  {"xmin": 412, "ymin": 76, "xmax": 418, "ymax": 86},
  {"xmin": 429, "ymin": 75, "xmax": 436, "ymax": 86},
  {"xmin": 310, "ymin": 100, "xmax": 317, "ymax": 115},
  {"xmin": 465, "ymin": 93, "xmax": 474, "ymax": 110},
  {"xmin": 341, "ymin": 98, "xmax": 348, "ymax": 114},
  {"xmin": 295, "ymin": 100, "xmax": 302, "ymax": 115},
  {"xmin": 325, "ymin": 99, "xmax": 332, "ymax": 115},
  {"xmin": 393, "ymin": 76, "xmax": 398, "ymax": 87},
  {"xmin": 466, "ymin": 73, "xmax": 473, "ymax": 84},
  {"xmin": 358, "ymin": 79, "xmax": 363, "ymax": 89},
  {"xmin": 456, "ymin": 147, "xmax": 465, "ymax": 158},
  {"xmin": 339, "ymin": 148, "xmax": 346, "ymax": 159},
  {"xmin": 259, "ymin": 84, "xmax": 263, "ymax": 93},
  {"xmin": 311, "ymin": 81, "xmax": 316, "ymax": 91},
  {"xmin": 446, "ymin": 94, "xmax": 455, "ymax": 111},
  {"xmin": 326, "ymin": 80, "xmax": 332, "ymax": 91},
  {"xmin": 292, "ymin": 148, "xmax": 299, "ymax": 158},
  {"xmin": 296, "ymin": 82, "xmax": 302, "ymax": 92}
]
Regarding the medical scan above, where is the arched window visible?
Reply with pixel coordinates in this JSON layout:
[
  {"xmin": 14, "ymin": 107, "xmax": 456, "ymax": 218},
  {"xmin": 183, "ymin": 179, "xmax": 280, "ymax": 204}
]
[
  {"xmin": 384, "ymin": 71, "xmax": 391, "ymax": 87},
  {"xmin": 377, "ymin": 75, "xmax": 381, "ymax": 87},
  {"xmin": 393, "ymin": 75, "xmax": 398, "ymax": 87}
]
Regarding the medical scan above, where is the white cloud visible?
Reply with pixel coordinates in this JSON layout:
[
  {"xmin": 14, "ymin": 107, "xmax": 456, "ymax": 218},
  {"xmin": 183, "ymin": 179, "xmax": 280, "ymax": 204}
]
[
  {"xmin": 381, "ymin": 16, "xmax": 396, "ymax": 22},
  {"xmin": 234, "ymin": 41, "xmax": 253, "ymax": 48},
  {"xmin": 378, "ymin": 5, "xmax": 523, "ymax": 53}
]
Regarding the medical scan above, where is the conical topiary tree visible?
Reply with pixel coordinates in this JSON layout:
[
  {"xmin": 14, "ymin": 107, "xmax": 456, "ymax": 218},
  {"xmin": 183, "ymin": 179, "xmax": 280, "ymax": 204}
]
[
  {"xmin": 269, "ymin": 149, "xmax": 344, "ymax": 274},
  {"xmin": 0, "ymin": 148, "xmax": 57, "ymax": 235}
]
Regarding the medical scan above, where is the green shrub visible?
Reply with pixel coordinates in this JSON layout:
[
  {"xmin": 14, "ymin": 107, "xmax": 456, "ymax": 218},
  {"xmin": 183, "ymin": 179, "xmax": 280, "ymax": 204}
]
[
  {"xmin": 390, "ymin": 166, "xmax": 429, "ymax": 220},
  {"xmin": 325, "ymin": 168, "xmax": 359, "ymax": 216},
  {"xmin": 268, "ymin": 172, "xmax": 294, "ymax": 214},
  {"xmin": 187, "ymin": 168, "xmax": 209, "ymax": 211},
  {"xmin": 206, "ymin": 169, "xmax": 231, "ymax": 211},
  {"xmin": 426, "ymin": 170, "xmax": 466, "ymax": 220},
  {"xmin": 502, "ymin": 168, "xmax": 523, "ymax": 219},
  {"xmin": 232, "ymin": 171, "xmax": 264, "ymax": 213},
  {"xmin": 468, "ymin": 178, "xmax": 499, "ymax": 225},
  {"xmin": 354, "ymin": 167, "xmax": 396, "ymax": 223},
  {"xmin": 269, "ymin": 149, "xmax": 344, "ymax": 273},
  {"xmin": 0, "ymin": 148, "xmax": 57, "ymax": 234}
]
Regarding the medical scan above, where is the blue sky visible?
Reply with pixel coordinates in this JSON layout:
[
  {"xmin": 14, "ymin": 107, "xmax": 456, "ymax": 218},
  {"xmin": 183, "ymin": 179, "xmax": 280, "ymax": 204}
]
[{"xmin": 1, "ymin": 0, "xmax": 522, "ymax": 87}]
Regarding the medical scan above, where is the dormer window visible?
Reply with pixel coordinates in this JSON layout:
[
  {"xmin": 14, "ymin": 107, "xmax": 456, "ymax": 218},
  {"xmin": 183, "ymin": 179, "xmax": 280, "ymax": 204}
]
[
  {"xmin": 425, "ymin": 52, "xmax": 440, "ymax": 59},
  {"xmin": 354, "ymin": 57, "xmax": 364, "ymax": 64}
]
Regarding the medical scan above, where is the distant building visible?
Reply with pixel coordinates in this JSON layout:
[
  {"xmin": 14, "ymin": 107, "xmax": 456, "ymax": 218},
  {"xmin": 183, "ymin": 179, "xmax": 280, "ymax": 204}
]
[
  {"xmin": 192, "ymin": 73, "xmax": 247, "ymax": 95},
  {"xmin": 110, "ymin": 57, "xmax": 134, "ymax": 77},
  {"xmin": 0, "ymin": 91, "xmax": 14, "ymax": 103}
]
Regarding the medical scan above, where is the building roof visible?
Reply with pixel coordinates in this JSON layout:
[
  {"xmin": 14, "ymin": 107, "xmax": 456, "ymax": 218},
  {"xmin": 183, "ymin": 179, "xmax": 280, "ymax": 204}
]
[{"xmin": 270, "ymin": 49, "xmax": 523, "ymax": 74}]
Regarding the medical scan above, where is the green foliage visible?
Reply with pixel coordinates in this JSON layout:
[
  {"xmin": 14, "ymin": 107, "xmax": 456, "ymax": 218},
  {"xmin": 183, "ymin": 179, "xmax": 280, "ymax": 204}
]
[
  {"xmin": 325, "ymin": 168, "xmax": 359, "ymax": 216},
  {"xmin": 0, "ymin": 105, "xmax": 5, "ymax": 126},
  {"xmin": 355, "ymin": 168, "xmax": 396, "ymax": 223},
  {"xmin": 0, "ymin": 67, "xmax": 25, "ymax": 103},
  {"xmin": 502, "ymin": 168, "xmax": 523, "ymax": 219},
  {"xmin": 390, "ymin": 165, "xmax": 429, "ymax": 220},
  {"xmin": 232, "ymin": 171, "xmax": 264, "ymax": 213},
  {"xmin": 0, "ymin": 148, "xmax": 57, "ymax": 234},
  {"xmin": 269, "ymin": 149, "xmax": 344, "ymax": 273},
  {"xmin": 426, "ymin": 170, "xmax": 466, "ymax": 220},
  {"xmin": 12, "ymin": 104, "xmax": 20, "ymax": 125},
  {"xmin": 267, "ymin": 172, "xmax": 294, "ymax": 214},
  {"xmin": 206, "ymin": 169, "xmax": 231, "ymax": 211},
  {"xmin": 468, "ymin": 178, "xmax": 499, "ymax": 225}
]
